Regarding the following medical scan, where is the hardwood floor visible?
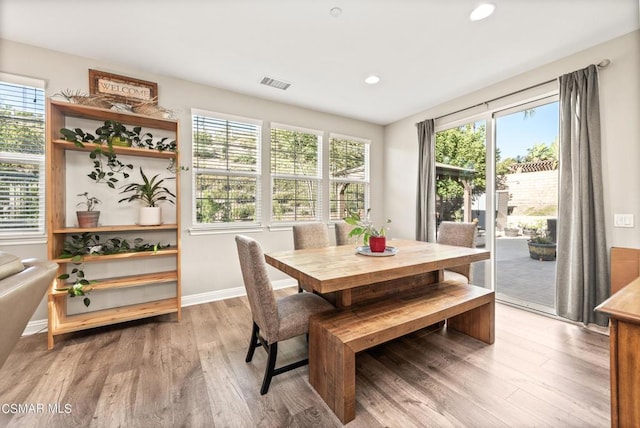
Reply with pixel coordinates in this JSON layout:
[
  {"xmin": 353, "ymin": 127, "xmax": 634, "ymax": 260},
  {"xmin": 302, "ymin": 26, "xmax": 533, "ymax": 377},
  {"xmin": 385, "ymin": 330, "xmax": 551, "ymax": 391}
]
[{"xmin": 0, "ymin": 288, "xmax": 610, "ymax": 427}]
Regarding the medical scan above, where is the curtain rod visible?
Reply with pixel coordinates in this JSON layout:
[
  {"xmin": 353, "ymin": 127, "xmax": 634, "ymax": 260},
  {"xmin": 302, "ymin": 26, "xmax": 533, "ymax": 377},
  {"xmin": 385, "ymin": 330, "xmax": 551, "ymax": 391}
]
[{"xmin": 429, "ymin": 58, "xmax": 611, "ymax": 123}]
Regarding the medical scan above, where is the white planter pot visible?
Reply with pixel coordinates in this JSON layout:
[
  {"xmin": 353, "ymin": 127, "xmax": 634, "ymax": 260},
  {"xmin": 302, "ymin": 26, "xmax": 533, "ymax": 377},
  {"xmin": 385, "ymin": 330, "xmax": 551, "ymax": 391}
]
[{"xmin": 139, "ymin": 206, "xmax": 162, "ymax": 226}]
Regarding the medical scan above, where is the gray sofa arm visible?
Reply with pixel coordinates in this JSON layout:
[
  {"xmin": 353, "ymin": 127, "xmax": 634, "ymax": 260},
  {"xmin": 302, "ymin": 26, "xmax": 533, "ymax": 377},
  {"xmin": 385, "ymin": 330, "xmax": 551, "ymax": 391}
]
[{"xmin": 0, "ymin": 257, "xmax": 58, "ymax": 368}]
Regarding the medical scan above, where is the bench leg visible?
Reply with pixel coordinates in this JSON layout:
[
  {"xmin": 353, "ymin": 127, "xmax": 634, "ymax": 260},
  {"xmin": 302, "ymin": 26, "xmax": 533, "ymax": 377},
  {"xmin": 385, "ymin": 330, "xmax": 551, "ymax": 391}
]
[
  {"xmin": 447, "ymin": 300, "xmax": 495, "ymax": 344},
  {"xmin": 309, "ymin": 318, "xmax": 356, "ymax": 424}
]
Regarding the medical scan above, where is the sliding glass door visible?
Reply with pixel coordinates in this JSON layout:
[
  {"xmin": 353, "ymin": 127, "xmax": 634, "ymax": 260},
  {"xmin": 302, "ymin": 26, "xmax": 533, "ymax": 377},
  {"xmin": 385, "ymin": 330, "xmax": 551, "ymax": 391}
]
[
  {"xmin": 493, "ymin": 97, "xmax": 559, "ymax": 314},
  {"xmin": 435, "ymin": 120, "xmax": 489, "ymax": 286}
]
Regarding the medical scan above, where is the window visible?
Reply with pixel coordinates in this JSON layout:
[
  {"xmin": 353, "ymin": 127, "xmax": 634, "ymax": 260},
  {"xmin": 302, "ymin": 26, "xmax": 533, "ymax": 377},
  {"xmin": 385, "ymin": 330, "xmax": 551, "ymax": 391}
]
[
  {"xmin": 0, "ymin": 79, "xmax": 45, "ymax": 237},
  {"xmin": 329, "ymin": 136, "xmax": 369, "ymax": 220},
  {"xmin": 270, "ymin": 125, "xmax": 322, "ymax": 222},
  {"xmin": 192, "ymin": 111, "xmax": 261, "ymax": 225}
]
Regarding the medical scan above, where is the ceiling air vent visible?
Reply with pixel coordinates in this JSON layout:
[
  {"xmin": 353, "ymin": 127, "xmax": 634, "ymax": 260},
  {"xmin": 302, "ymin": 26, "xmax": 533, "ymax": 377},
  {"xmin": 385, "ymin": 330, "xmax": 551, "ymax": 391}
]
[{"xmin": 260, "ymin": 76, "xmax": 291, "ymax": 91}]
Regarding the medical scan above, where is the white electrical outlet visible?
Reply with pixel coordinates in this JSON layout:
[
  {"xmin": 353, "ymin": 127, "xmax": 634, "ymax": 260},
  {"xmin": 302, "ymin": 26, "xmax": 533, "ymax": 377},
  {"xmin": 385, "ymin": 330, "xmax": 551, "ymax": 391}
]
[{"xmin": 614, "ymin": 214, "xmax": 634, "ymax": 228}]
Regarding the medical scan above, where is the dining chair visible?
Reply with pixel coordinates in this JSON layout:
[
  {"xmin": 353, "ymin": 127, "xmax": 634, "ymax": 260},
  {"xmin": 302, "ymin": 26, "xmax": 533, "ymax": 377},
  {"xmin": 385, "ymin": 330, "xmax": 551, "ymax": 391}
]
[
  {"xmin": 235, "ymin": 235, "xmax": 334, "ymax": 395},
  {"xmin": 334, "ymin": 221, "xmax": 358, "ymax": 246},
  {"xmin": 292, "ymin": 223, "xmax": 330, "ymax": 291},
  {"xmin": 436, "ymin": 221, "xmax": 477, "ymax": 284},
  {"xmin": 292, "ymin": 223, "xmax": 330, "ymax": 250}
]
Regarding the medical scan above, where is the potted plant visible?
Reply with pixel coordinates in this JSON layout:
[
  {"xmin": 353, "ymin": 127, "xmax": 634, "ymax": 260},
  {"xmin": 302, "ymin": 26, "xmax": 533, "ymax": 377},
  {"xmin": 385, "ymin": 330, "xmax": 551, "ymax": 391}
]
[
  {"xmin": 344, "ymin": 208, "xmax": 391, "ymax": 252},
  {"xmin": 95, "ymin": 119, "xmax": 134, "ymax": 147},
  {"xmin": 118, "ymin": 167, "xmax": 176, "ymax": 225},
  {"xmin": 503, "ymin": 224, "xmax": 520, "ymax": 237},
  {"xmin": 76, "ymin": 192, "xmax": 101, "ymax": 228},
  {"xmin": 527, "ymin": 234, "xmax": 556, "ymax": 261}
]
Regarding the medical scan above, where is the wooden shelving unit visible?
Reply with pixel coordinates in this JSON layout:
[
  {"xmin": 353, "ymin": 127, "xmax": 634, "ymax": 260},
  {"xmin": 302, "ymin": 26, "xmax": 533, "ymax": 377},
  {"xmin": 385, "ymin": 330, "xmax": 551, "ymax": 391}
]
[{"xmin": 46, "ymin": 99, "xmax": 181, "ymax": 349}]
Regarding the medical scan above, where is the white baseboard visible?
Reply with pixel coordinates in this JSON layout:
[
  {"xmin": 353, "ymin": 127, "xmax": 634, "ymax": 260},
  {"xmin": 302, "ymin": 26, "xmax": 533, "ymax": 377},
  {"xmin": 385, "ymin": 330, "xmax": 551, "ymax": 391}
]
[
  {"xmin": 23, "ymin": 319, "xmax": 48, "ymax": 336},
  {"xmin": 22, "ymin": 278, "xmax": 299, "ymax": 336}
]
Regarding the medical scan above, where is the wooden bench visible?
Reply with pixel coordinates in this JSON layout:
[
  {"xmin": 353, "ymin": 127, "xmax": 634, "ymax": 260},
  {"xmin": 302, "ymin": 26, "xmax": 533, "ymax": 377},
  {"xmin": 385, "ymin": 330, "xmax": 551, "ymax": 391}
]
[{"xmin": 308, "ymin": 281, "xmax": 495, "ymax": 424}]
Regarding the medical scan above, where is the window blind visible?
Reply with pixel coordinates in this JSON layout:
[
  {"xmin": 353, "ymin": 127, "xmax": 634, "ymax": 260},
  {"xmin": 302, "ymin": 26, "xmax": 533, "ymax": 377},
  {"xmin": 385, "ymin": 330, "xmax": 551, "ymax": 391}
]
[
  {"xmin": 329, "ymin": 136, "xmax": 369, "ymax": 220},
  {"xmin": 270, "ymin": 126, "xmax": 322, "ymax": 222},
  {"xmin": 0, "ymin": 81, "xmax": 45, "ymax": 235},
  {"xmin": 192, "ymin": 113, "xmax": 261, "ymax": 225}
]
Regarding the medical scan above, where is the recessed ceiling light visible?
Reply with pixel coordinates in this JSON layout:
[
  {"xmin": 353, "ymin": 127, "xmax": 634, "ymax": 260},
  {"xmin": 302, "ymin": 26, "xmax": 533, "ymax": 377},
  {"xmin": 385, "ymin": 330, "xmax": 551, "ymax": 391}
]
[
  {"xmin": 470, "ymin": 3, "xmax": 495, "ymax": 21},
  {"xmin": 364, "ymin": 75, "xmax": 381, "ymax": 85},
  {"xmin": 329, "ymin": 7, "xmax": 342, "ymax": 17}
]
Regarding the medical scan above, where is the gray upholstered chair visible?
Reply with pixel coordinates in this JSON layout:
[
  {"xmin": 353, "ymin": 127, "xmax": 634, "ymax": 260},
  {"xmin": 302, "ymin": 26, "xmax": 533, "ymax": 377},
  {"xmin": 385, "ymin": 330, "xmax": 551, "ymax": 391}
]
[
  {"xmin": 436, "ymin": 221, "xmax": 477, "ymax": 284},
  {"xmin": 0, "ymin": 252, "xmax": 58, "ymax": 368},
  {"xmin": 292, "ymin": 223, "xmax": 330, "ymax": 250},
  {"xmin": 334, "ymin": 221, "xmax": 358, "ymax": 246},
  {"xmin": 292, "ymin": 223, "xmax": 330, "ymax": 292},
  {"xmin": 235, "ymin": 235, "xmax": 334, "ymax": 395}
]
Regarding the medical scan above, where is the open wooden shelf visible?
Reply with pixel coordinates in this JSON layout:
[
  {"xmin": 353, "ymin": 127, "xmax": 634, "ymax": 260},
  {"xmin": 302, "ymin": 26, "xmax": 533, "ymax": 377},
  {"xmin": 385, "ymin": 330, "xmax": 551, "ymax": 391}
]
[
  {"xmin": 51, "ymin": 298, "xmax": 179, "ymax": 335},
  {"xmin": 52, "ymin": 271, "xmax": 178, "ymax": 296},
  {"xmin": 53, "ymin": 248, "xmax": 178, "ymax": 264},
  {"xmin": 53, "ymin": 223, "xmax": 178, "ymax": 233},
  {"xmin": 46, "ymin": 99, "xmax": 182, "ymax": 349},
  {"xmin": 48, "ymin": 99, "xmax": 178, "ymax": 130},
  {"xmin": 52, "ymin": 139, "xmax": 177, "ymax": 159}
]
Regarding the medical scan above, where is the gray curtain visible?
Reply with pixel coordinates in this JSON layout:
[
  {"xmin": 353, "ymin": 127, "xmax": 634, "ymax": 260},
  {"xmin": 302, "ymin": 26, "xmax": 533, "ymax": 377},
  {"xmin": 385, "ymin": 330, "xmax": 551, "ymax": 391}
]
[
  {"xmin": 416, "ymin": 119, "xmax": 437, "ymax": 242},
  {"xmin": 556, "ymin": 64, "xmax": 609, "ymax": 327}
]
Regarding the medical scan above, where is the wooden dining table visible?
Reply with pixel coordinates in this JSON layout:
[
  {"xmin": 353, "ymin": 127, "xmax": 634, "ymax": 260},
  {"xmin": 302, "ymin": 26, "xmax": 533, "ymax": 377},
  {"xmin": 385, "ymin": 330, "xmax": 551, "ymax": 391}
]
[
  {"xmin": 265, "ymin": 239, "xmax": 490, "ymax": 308},
  {"xmin": 265, "ymin": 239, "xmax": 491, "ymax": 423}
]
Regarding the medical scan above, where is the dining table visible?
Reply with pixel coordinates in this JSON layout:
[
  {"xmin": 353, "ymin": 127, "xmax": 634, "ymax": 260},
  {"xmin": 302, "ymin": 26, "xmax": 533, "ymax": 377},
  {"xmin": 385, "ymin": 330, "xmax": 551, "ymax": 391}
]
[
  {"xmin": 265, "ymin": 238, "xmax": 491, "ymax": 308},
  {"xmin": 265, "ymin": 238, "xmax": 492, "ymax": 423}
]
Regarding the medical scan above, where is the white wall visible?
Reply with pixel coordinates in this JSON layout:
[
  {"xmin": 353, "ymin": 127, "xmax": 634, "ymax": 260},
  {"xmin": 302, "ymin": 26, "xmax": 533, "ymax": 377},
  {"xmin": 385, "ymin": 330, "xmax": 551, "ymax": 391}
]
[
  {"xmin": 0, "ymin": 39, "xmax": 384, "ymax": 323},
  {"xmin": 384, "ymin": 30, "xmax": 640, "ymax": 250}
]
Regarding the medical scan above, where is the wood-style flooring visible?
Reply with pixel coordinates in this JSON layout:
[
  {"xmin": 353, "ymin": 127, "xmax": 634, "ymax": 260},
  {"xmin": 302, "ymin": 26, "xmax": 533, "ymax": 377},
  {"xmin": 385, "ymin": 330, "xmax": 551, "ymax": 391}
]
[{"xmin": 0, "ymin": 288, "xmax": 611, "ymax": 427}]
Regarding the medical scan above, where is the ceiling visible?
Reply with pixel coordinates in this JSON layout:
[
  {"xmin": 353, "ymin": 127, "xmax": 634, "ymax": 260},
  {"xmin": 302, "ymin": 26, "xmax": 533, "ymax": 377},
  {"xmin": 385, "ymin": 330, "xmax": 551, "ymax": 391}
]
[{"xmin": 1, "ymin": 0, "xmax": 638, "ymax": 125}]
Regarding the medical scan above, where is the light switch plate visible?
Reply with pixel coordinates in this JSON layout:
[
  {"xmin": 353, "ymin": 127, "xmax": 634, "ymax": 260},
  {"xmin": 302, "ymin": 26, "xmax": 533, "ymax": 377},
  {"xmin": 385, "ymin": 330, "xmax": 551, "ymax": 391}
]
[{"xmin": 614, "ymin": 214, "xmax": 634, "ymax": 228}]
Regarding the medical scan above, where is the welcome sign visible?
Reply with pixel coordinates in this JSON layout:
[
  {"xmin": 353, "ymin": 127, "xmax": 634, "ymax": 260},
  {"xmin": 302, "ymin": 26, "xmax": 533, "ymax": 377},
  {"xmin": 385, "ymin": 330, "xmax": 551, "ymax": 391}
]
[{"xmin": 89, "ymin": 69, "xmax": 157, "ymax": 105}]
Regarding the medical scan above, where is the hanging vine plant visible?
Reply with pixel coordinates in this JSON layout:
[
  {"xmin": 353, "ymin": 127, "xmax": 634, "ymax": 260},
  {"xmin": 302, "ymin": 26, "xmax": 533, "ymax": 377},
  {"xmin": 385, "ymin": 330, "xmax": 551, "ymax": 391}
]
[
  {"xmin": 60, "ymin": 124, "xmax": 133, "ymax": 189},
  {"xmin": 56, "ymin": 232, "xmax": 171, "ymax": 306},
  {"xmin": 60, "ymin": 120, "xmax": 177, "ymax": 189}
]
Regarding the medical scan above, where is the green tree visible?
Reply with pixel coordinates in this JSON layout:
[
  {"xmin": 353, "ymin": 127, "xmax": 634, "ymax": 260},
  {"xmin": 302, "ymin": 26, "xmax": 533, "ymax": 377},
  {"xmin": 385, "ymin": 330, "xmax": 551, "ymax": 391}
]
[
  {"xmin": 435, "ymin": 123, "xmax": 486, "ymax": 200},
  {"xmin": 523, "ymin": 141, "xmax": 556, "ymax": 162}
]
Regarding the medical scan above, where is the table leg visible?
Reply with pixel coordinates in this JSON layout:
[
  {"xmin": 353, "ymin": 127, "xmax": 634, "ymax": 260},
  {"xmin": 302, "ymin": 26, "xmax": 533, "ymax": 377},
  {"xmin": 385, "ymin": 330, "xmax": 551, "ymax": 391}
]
[
  {"xmin": 447, "ymin": 300, "xmax": 495, "ymax": 344},
  {"xmin": 309, "ymin": 314, "xmax": 356, "ymax": 424}
]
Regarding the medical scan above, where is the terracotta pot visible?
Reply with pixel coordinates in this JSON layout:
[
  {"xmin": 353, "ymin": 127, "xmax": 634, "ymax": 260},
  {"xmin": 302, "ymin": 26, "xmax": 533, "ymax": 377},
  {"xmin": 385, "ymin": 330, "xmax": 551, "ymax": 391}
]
[
  {"xmin": 76, "ymin": 211, "xmax": 100, "ymax": 228},
  {"xmin": 369, "ymin": 236, "xmax": 386, "ymax": 253}
]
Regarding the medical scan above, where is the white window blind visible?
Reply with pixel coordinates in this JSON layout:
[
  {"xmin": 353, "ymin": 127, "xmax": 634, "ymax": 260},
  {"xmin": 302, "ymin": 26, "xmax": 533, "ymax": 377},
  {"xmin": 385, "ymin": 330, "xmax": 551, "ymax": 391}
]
[
  {"xmin": 270, "ymin": 125, "xmax": 322, "ymax": 222},
  {"xmin": 0, "ymin": 80, "xmax": 45, "ymax": 236},
  {"xmin": 329, "ymin": 136, "xmax": 369, "ymax": 220},
  {"xmin": 192, "ymin": 111, "xmax": 261, "ymax": 225}
]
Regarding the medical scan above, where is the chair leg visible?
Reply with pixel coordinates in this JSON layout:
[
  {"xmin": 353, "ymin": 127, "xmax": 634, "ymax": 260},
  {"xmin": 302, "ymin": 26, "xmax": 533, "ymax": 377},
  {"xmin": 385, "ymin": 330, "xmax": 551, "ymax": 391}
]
[
  {"xmin": 260, "ymin": 342, "xmax": 278, "ymax": 395},
  {"xmin": 297, "ymin": 282, "xmax": 303, "ymax": 293},
  {"xmin": 245, "ymin": 322, "xmax": 260, "ymax": 363}
]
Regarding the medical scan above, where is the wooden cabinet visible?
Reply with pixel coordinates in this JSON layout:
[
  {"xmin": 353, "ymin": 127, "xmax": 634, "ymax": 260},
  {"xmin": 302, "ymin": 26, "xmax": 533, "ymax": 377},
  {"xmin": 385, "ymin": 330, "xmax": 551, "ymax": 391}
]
[
  {"xmin": 596, "ymin": 276, "xmax": 640, "ymax": 427},
  {"xmin": 46, "ymin": 99, "xmax": 181, "ymax": 349}
]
